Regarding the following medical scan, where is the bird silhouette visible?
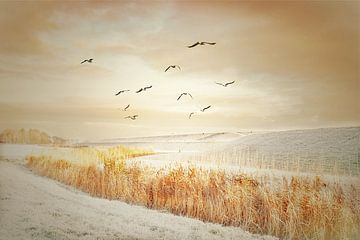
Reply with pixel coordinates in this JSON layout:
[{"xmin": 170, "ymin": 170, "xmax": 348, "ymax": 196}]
[
  {"xmin": 200, "ymin": 105, "xmax": 211, "ymax": 112},
  {"xmin": 124, "ymin": 115, "xmax": 138, "ymax": 120},
  {"xmin": 123, "ymin": 104, "xmax": 130, "ymax": 111},
  {"xmin": 165, "ymin": 65, "xmax": 181, "ymax": 72},
  {"xmin": 187, "ymin": 42, "xmax": 216, "ymax": 48},
  {"xmin": 188, "ymin": 112, "xmax": 195, "ymax": 119},
  {"xmin": 136, "ymin": 86, "xmax": 152, "ymax": 93},
  {"xmin": 81, "ymin": 58, "xmax": 93, "ymax": 64},
  {"xmin": 215, "ymin": 81, "xmax": 235, "ymax": 87},
  {"xmin": 177, "ymin": 92, "xmax": 193, "ymax": 101},
  {"xmin": 115, "ymin": 90, "xmax": 130, "ymax": 96}
]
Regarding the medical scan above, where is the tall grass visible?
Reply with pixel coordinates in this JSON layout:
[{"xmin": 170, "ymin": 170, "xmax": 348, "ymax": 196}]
[
  {"xmin": 191, "ymin": 147, "xmax": 360, "ymax": 177},
  {"xmin": 26, "ymin": 147, "xmax": 360, "ymax": 240}
]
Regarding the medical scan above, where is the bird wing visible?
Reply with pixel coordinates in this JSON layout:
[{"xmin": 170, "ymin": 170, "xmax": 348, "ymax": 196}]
[
  {"xmin": 124, "ymin": 116, "xmax": 130, "ymax": 119},
  {"xmin": 115, "ymin": 91, "xmax": 121, "ymax": 96},
  {"xmin": 88, "ymin": 58, "xmax": 93, "ymax": 62},
  {"xmin": 188, "ymin": 42, "xmax": 200, "ymax": 48},
  {"xmin": 177, "ymin": 93, "xmax": 184, "ymax": 101},
  {"xmin": 165, "ymin": 66, "xmax": 171, "ymax": 72},
  {"xmin": 124, "ymin": 104, "xmax": 130, "ymax": 110},
  {"xmin": 189, "ymin": 112, "xmax": 194, "ymax": 119},
  {"xmin": 202, "ymin": 105, "xmax": 211, "ymax": 111},
  {"xmin": 188, "ymin": 93, "xmax": 193, "ymax": 98},
  {"xmin": 80, "ymin": 60, "xmax": 87, "ymax": 64},
  {"xmin": 215, "ymin": 82, "xmax": 225, "ymax": 86},
  {"xmin": 176, "ymin": 65, "xmax": 181, "ymax": 70},
  {"xmin": 145, "ymin": 85, "xmax": 152, "ymax": 90},
  {"xmin": 225, "ymin": 81, "xmax": 235, "ymax": 86},
  {"xmin": 202, "ymin": 42, "xmax": 216, "ymax": 45},
  {"xmin": 136, "ymin": 88, "xmax": 143, "ymax": 93}
]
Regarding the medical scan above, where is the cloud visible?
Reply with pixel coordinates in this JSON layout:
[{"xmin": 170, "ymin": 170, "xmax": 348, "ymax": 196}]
[
  {"xmin": 0, "ymin": 1, "xmax": 359, "ymax": 139},
  {"xmin": 0, "ymin": 1, "xmax": 58, "ymax": 55}
]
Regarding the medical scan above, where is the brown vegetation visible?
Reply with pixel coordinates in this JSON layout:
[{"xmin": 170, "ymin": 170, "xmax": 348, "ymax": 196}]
[{"xmin": 26, "ymin": 147, "xmax": 360, "ymax": 240}]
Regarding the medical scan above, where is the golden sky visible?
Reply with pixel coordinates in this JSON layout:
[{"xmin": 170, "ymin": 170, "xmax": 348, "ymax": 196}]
[{"xmin": 0, "ymin": 1, "xmax": 359, "ymax": 140}]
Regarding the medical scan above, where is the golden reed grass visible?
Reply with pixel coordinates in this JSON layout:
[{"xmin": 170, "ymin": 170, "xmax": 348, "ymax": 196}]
[{"xmin": 26, "ymin": 147, "xmax": 360, "ymax": 240}]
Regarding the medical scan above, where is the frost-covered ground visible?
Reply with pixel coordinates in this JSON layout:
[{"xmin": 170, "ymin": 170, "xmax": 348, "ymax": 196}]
[
  {"xmin": 221, "ymin": 127, "xmax": 360, "ymax": 176},
  {"xmin": 0, "ymin": 161, "xmax": 275, "ymax": 240},
  {"xmin": 0, "ymin": 126, "xmax": 359, "ymax": 240},
  {"xmin": 84, "ymin": 132, "xmax": 251, "ymax": 153},
  {"xmin": 87, "ymin": 127, "xmax": 360, "ymax": 177}
]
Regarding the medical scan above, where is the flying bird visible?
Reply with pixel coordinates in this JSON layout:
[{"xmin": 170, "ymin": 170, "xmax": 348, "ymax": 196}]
[
  {"xmin": 177, "ymin": 92, "xmax": 193, "ymax": 101},
  {"xmin": 81, "ymin": 58, "xmax": 93, "ymax": 64},
  {"xmin": 165, "ymin": 65, "xmax": 181, "ymax": 72},
  {"xmin": 115, "ymin": 90, "xmax": 130, "ymax": 96},
  {"xmin": 187, "ymin": 42, "xmax": 216, "ymax": 48},
  {"xmin": 215, "ymin": 81, "xmax": 235, "ymax": 87},
  {"xmin": 136, "ymin": 85, "xmax": 152, "ymax": 93},
  {"xmin": 188, "ymin": 112, "xmax": 195, "ymax": 119},
  {"xmin": 124, "ymin": 115, "xmax": 138, "ymax": 120},
  {"xmin": 123, "ymin": 104, "xmax": 130, "ymax": 111},
  {"xmin": 200, "ymin": 105, "xmax": 211, "ymax": 112}
]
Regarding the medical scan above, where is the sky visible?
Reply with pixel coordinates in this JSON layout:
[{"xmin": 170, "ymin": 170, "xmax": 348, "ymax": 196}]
[{"xmin": 0, "ymin": 1, "xmax": 359, "ymax": 140}]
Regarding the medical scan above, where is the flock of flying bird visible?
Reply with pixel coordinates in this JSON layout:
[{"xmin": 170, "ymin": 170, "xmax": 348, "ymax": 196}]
[{"xmin": 81, "ymin": 41, "xmax": 235, "ymax": 120}]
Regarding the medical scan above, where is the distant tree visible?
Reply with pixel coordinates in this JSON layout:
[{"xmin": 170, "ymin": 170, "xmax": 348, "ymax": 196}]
[{"xmin": 0, "ymin": 128, "xmax": 66, "ymax": 145}]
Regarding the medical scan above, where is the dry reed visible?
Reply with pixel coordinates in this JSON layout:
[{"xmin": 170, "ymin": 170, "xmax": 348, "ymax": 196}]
[{"xmin": 26, "ymin": 147, "xmax": 360, "ymax": 240}]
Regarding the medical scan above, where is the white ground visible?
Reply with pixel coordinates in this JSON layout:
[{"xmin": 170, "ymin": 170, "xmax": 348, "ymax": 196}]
[
  {"xmin": 98, "ymin": 127, "xmax": 359, "ymax": 178},
  {"xmin": 1, "ymin": 126, "xmax": 358, "ymax": 240},
  {"xmin": 0, "ymin": 145, "xmax": 276, "ymax": 240},
  {"xmin": 86, "ymin": 127, "xmax": 359, "ymax": 181}
]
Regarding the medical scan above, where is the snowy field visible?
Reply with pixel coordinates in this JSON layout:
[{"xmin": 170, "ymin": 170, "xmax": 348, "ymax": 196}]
[
  {"xmin": 221, "ymin": 127, "xmax": 360, "ymax": 176},
  {"xmin": 0, "ymin": 136, "xmax": 275, "ymax": 240},
  {"xmin": 0, "ymin": 161, "xmax": 275, "ymax": 240},
  {"xmin": 85, "ymin": 127, "xmax": 360, "ymax": 177},
  {"xmin": 83, "ymin": 132, "xmax": 252, "ymax": 153},
  {"xmin": 0, "ymin": 126, "xmax": 359, "ymax": 239}
]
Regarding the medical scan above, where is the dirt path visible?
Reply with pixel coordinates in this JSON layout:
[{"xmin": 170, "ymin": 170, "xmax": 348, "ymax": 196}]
[{"xmin": 0, "ymin": 160, "xmax": 276, "ymax": 240}]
